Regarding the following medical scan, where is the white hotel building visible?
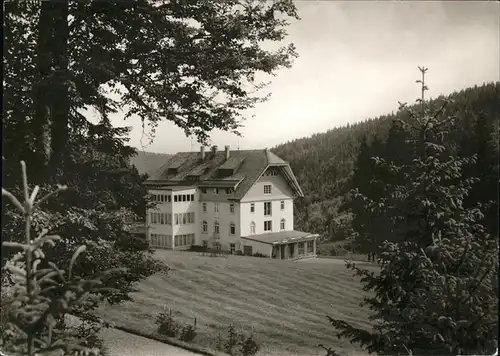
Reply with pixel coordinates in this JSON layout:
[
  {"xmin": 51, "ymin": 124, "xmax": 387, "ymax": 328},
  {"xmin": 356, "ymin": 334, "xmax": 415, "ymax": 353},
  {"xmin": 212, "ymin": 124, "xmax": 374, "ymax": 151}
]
[{"xmin": 143, "ymin": 145, "xmax": 318, "ymax": 259}]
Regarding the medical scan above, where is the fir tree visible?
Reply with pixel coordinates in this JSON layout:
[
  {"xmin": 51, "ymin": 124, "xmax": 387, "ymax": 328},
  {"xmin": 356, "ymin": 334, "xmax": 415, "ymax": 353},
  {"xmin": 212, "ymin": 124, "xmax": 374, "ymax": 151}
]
[{"xmin": 325, "ymin": 67, "xmax": 499, "ymax": 355}]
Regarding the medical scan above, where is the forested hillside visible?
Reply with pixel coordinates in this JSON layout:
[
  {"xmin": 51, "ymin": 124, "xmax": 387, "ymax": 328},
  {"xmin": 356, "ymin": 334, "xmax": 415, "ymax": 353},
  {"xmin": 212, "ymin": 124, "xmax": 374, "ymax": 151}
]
[
  {"xmin": 130, "ymin": 151, "xmax": 172, "ymax": 176},
  {"xmin": 272, "ymin": 82, "xmax": 500, "ymax": 238}
]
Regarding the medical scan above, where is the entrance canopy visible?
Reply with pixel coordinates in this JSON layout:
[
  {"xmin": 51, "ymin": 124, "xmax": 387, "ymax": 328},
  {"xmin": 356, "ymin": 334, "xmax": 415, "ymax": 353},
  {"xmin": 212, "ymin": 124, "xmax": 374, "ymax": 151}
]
[{"xmin": 241, "ymin": 230, "xmax": 319, "ymax": 245}]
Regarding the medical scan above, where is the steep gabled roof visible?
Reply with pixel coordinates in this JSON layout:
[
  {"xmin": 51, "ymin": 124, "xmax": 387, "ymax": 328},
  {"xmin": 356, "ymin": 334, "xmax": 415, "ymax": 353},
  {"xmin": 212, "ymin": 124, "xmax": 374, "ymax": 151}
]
[{"xmin": 145, "ymin": 149, "xmax": 303, "ymax": 199}]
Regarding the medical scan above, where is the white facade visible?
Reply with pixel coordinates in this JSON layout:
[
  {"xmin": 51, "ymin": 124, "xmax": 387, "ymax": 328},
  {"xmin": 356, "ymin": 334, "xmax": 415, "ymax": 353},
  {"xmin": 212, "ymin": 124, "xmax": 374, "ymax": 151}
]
[
  {"xmin": 146, "ymin": 187, "xmax": 198, "ymax": 250},
  {"xmin": 146, "ymin": 168, "xmax": 297, "ymax": 253}
]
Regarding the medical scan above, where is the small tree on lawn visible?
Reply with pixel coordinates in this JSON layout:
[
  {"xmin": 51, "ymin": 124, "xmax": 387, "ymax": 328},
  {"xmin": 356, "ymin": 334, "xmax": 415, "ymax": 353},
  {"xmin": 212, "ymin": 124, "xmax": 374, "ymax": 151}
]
[{"xmin": 325, "ymin": 67, "xmax": 499, "ymax": 355}]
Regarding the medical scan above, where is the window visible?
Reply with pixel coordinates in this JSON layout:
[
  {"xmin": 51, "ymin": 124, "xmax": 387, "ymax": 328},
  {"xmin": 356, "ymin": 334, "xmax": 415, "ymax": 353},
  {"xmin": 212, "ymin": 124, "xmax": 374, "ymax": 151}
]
[
  {"xmin": 280, "ymin": 200, "xmax": 285, "ymax": 210},
  {"xmin": 213, "ymin": 188, "xmax": 219, "ymax": 195},
  {"xmin": 182, "ymin": 213, "xmax": 187, "ymax": 225},
  {"xmin": 187, "ymin": 194, "xmax": 191, "ymax": 202},
  {"xmin": 160, "ymin": 213, "xmax": 165, "ymax": 225},
  {"xmin": 182, "ymin": 195, "xmax": 186, "ymax": 202},
  {"xmin": 280, "ymin": 218, "xmax": 285, "ymax": 231},
  {"xmin": 191, "ymin": 194, "xmax": 195, "ymax": 201},
  {"xmin": 264, "ymin": 220, "xmax": 272, "ymax": 232},
  {"xmin": 229, "ymin": 203, "xmax": 234, "ymax": 213},
  {"xmin": 202, "ymin": 240, "xmax": 208, "ymax": 248},
  {"xmin": 191, "ymin": 212, "xmax": 195, "ymax": 224},
  {"xmin": 250, "ymin": 203, "xmax": 255, "ymax": 213},
  {"xmin": 264, "ymin": 202, "xmax": 272, "ymax": 216},
  {"xmin": 214, "ymin": 203, "xmax": 219, "ymax": 213},
  {"xmin": 174, "ymin": 195, "xmax": 178, "ymax": 202},
  {"xmin": 202, "ymin": 202, "xmax": 207, "ymax": 213},
  {"xmin": 264, "ymin": 185, "xmax": 271, "ymax": 194},
  {"xmin": 202, "ymin": 221, "xmax": 208, "ymax": 233},
  {"xmin": 298, "ymin": 242, "xmax": 305, "ymax": 255},
  {"xmin": 160, "ymin": 195, "xmax": 164, "ymax": 202},
  {"xmin": 250, "ymin": 221, "xmax": 256, "ymax": 234},
  {"xmin": 226, "ymin": 188, "xmax": 233, "ymax": 194},
  {"xmin": 307, "ymin": 240, "xmax": 314, "ymax": 253},
  {"xmin": 187, "ymin": 213, "xmax": 192, "ymax": 224},
  {"xmin": 175, "ymin": 213, "xmax": 179, "ymax": 225},
  {"xmin": 214, "ymin": 221, "xmax": 220, "ymax": 234},
  {"xmin": 167, "ymin": 195, "xmax": 171, "ymax": 202},
  {"xmin": 229, "ymin": 222, "xmax": 236, "ymax": 235},
  {"xmin": 271, "ymin": 170, "xmax": 277, "ymax": 176},
  {"xmin": 201, "ymin": 188, "xmax": 207, "ymax": 194},
  {"xmin": 175, "ymin": 235, "xmax": 179, "ymax": 247},
  {"xmin": 230, "ymin": 243, "xmax": 236, "ymax": 254}
]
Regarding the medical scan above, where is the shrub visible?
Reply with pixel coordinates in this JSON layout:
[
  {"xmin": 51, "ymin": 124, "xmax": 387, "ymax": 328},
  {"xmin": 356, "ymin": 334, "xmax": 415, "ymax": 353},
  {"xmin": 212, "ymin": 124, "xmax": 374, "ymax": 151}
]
[
  {"xmin": 223, "ymin": 324, "xmax": 240, "ymax": 354},
  {"xmin": 1, "ymin": 161, "xmax": 118, "ymax": 356},
  {"xmin": 155, "ymin": 306, "xmax": 179, "ymax": 337},
  {"xmin": 252, "ymin": 252, "xmax": 267, "ymax": 258},
  {"xmin": 189, "ymin": 245, "xmax": 207, "ymax": 253},
  {"xmin": 179, "ymin": 317, "xmax": 197, "ymax": 342},
  {"xmin": 240, "ymin": 333, "xmax": 260, "ymax": 356},
  {"xmin": 215, "ymin": 323, "xmax": 261, "ymax": 356}
]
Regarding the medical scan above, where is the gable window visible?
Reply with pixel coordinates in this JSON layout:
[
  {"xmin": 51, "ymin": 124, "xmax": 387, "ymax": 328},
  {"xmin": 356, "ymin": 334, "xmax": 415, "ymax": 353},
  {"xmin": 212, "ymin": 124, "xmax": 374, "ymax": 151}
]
[
  {"xmin": 229, "ymin": 203, "xmax": 235, "ymax": 213},
  {"xmin": 202, "ymin": 221, "xmax": 208, "ymax": 233},
  {"xmin": 202, "ymin": 202, "xmax": 207, "ymax": 213},
  {"xmin": 250, "ymin": 203, "xmax": 255, "ymax": 213},
  {"xmin": 214, "ymin": 203, "xmax": 219, "ymax": 213},
  {"xmin": 264, "ymin": 202, "xmax": 272, "ymax": 216},
  {"xmin": 229, "ymin": 222, "xmax": 236, "ymax": 235},
  {"xmin": 280, "ymin": 200, "xmax": 285, "ymax": 210},
  {"xmin": 264, "ymin": 220, "xmax": 272, "ymax": 232},
  {"xmin": 280, "ymin": 218, "xmax": 285, "ymax": 230},
  {"xmin": 250, "ymin": 221, "xmax": 256, "ymax": 234},
  {"xmin": 271, "ymin": 170, "xmax": 277, "ymax": 176},
  {"xmin": 214, "ymin": 221, "xmax": 220, "ymax": 234},
  {"xmin": 264, "ymin": 185, "xmax": 272, "ymax": 195}
]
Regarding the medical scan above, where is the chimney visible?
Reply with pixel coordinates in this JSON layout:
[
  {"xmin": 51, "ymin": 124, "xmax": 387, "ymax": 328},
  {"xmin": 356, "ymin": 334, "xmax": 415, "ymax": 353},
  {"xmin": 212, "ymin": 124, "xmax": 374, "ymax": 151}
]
[
  {"xmin": 211, "ymin": 145, "xmax": 218, "ymax": 156},
  {"xmin": 225, "ymin": 145, "xmax": 230, "ymax": 160},
  {"xmin": 200, "ymin": 146, "xmax": 205, "ymax": 160}
]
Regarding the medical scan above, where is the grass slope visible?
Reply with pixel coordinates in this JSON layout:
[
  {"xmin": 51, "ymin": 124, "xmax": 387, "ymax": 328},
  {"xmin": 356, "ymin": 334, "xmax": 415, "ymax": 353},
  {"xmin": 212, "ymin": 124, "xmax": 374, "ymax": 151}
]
[{"xmin": 98, "ymin": 250, "xmax": 376, "ymax": 356}]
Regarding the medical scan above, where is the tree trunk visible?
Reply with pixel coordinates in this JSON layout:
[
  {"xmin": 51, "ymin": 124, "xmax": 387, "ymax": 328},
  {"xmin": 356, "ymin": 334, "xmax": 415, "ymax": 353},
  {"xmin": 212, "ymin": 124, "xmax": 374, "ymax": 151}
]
[{"xmin": 32, "ymin": 0, "xmax": 69, "ymax": 184}]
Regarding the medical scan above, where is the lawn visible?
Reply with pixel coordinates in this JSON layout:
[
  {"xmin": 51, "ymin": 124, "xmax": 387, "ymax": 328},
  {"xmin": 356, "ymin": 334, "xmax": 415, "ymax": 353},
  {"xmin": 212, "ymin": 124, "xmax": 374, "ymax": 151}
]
[{"xmin": 97, "ymin": 250, "xmax": 377, "ymax": 356}]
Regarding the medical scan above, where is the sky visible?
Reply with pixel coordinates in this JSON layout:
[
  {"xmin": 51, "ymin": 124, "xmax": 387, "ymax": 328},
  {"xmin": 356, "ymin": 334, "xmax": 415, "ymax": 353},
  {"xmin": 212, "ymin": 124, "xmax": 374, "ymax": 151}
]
[{"xmin": 107, "ymin": 1, "xmax": 500, "ymax": 154}]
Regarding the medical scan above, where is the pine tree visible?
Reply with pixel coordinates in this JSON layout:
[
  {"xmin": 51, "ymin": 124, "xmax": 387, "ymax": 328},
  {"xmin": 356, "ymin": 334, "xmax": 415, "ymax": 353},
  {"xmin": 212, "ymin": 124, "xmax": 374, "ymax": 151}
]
[{"xmin": 325, "ymin": 67, "xmax": 499, "ymax": 355}]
